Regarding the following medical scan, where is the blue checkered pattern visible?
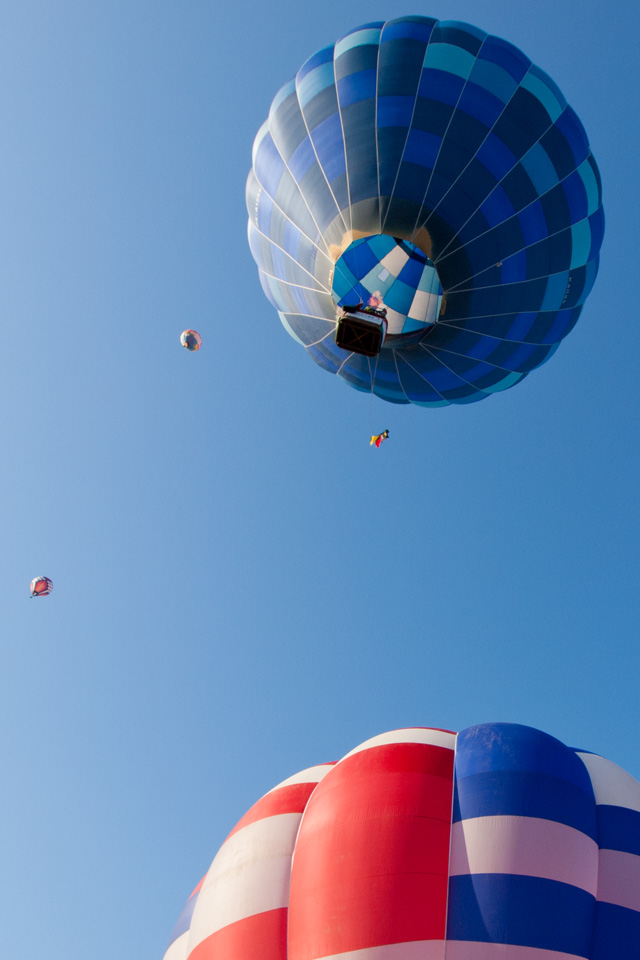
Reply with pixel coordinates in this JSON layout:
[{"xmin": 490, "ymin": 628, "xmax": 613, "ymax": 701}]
[{"xmin": 247, "ymin": 16, "xmax": 604, "ymax": 406}]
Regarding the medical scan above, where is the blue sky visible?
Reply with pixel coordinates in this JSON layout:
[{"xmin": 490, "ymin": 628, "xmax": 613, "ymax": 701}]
[{"xmin": 0, "ymin": 1, "xmax": 638, "ymax": 957}]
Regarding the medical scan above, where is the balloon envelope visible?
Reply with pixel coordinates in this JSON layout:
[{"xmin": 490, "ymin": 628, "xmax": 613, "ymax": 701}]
[
  {"xmin": 163, "ymin": 723, "xmax": 640, "ymax": 959},
  {"xmin": 30, "ymin": 576, "xmax": 53, "ymax": 597},
  {"xmin": 247, "ymin": 17, "xmax": 604, "ymax": 405},
  {"xmin": 180, "ymin": 330, "xmax": 202, "ymax": 352}
]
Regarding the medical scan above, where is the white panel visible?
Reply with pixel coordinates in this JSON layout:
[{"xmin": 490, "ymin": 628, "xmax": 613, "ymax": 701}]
[
  {"xmin": 315, "ymin": 941, "xmax": 445, "ymax": 960},
  {"xmin": 342, "ymin": 728, "xmax": 456, "ymax": 760},
  {"xmin": 380, "ymin": 246, "xmax": 409, "ymax": 276},
  {"xmin": 449, "ymin": 816, "xmax": 598, "ymax": 895},
  {"xmin": 597, "ymin": 848, "xmax": 640, "ymax": 911},
  {"xmin": 162, "ymin": 931, "xmax": 189, "ymax": 960},
  {"xmin": 187, "ymin": 812, "xmax": 300, "ymax": 948},
  {"xmin": 578, "ymin": 752, "xmax": 640, "ymax": 811},
  {"xmin": 267, "ymin": 763, "xmax": 335, "ymax": 794},
  {"xmin": 444, "ymin": 944, "xmax": 586, "ymax": 960}
]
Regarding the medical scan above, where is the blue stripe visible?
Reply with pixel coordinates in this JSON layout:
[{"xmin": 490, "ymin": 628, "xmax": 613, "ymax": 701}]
[
  {"xmin": 447, "ymin": 874, "xmax": 595, "ymax": 955},
  {"xmin": 597, "ymin": 804, "xmax": 640, "ymax": 856},
  {"xmin": 591, "ymin": 901, "xmax": 640, "ymax": 959}
]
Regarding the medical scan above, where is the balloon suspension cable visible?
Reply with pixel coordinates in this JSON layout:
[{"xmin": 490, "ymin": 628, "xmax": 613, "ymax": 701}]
[{"xmin": 369, "ymin": 353, "xmax": 380, "ymax": 432}]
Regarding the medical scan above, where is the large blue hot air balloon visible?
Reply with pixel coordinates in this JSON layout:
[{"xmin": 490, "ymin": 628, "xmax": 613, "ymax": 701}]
[{"xmin": 246, "ymin": 17, "xmax": 604, "ymax": 406}]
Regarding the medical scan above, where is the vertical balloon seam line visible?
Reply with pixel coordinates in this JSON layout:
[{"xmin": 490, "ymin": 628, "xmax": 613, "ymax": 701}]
[
  {"xmin": 390, "ymin": 351, "xmax": 412, "ymax": 405},
  {"xmin": 248, "ymin": 168, "xmax": 334, "ymax": 263},
  {"xmin": 574, "ymin": 752, "xmax": 598, "ymax": 959},
  {"xmin": 442, "ymin": 731, "xmax": 459, "ymax": 960},
  {"xmin": 395, "ymin": 352, "xmax": 449, "ymax": 404},
  {"xmin": 418, "ymin": 343, "xmax": 490, "ymax": 397},
  {"xmin": 380, "ymin": 28, "xmax": 434, "ymax": 238},
  {"xmin": 250, "ymin": 163, "xmax": 333, "ymax": 262},
  {"xmin": 294, "ymin": 59, "xmax": 352, "ymax": 245},
  {"xmin": 423, "ymin": 56, "xmax": 536, "ymax": 247},
  {"xmin": 409, "ymin": 29, "xmax": 490, "ymax": 245},
  {"xmin": 260, "ymin": 121, "xmax": 336, "ymax": 265},
  {"xmin": 332, "ymin": 39, "xmax": 354, "ymax": 237},
  {"xmin": 433, "ymin": 96, "xmax": 589, "ymax": 269},
  {"xmin": 440, "ymin": 203, "xmax": 598, "ymax": 292},
  {"xmin": 250, "ymin": 222, "xmax": 333, "ymax": 293},
  {"xmin": 420, "ymin": 339, "xmax": 536, "ymax": 373},
  {"xmin": 374, "ymin": 26, "xmax": 383, "ymax": 236},
  {"xmin": 336, "ymin": 349, "xmax": 357, "ymax": 376},
  {"xmin": 303, "ymin": 323, "xmax": 339, "ymax": 348}
]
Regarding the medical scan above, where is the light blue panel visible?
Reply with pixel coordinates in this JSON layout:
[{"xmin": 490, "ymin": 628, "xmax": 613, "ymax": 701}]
[
  {"xmin": 468, "ymin": 58, "xmax": 518, "ymax": 104},
  {"xmin": 424, "ymin": 43, "xmax": 476, "ymax": 80},
  {"xmin": 542, "ymin": 271, "xmax": 570, "ymax": 311},
  {"xmin": 521, "ymin": 66, "xmax": 566, "ymax": 122},
  {"xmin": 578, "ymin": 157, "xmax": 601, "ymax": 216},
  {"xmin": 570, "ymin": 218, "xmax": 592, "ymax": 269},
  {"xmin": 278, "ymin": 311, "xmax": 306, "ymax": 346},
  {"xmin": 268, "ymin": 79, "xmax": 296, "ymax": 121},
  {"xmin": 521, "ymin": 143, "xmax": 559, "ymax": 196},
  {"xmin": 478, "ymin": 369, "xmax": 524, "ymax": 392},
  {"xmin": 334, "ymin": 28, "xmax": 381, "ymax": 59},
  {"xmin": 297, "ymin": 61, "xmax": 336, "ymax": 108}
]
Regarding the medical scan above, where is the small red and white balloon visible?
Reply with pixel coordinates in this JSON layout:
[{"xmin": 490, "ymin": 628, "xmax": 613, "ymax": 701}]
[
  {"xmin": 180, "ymin": 330, "xmax": 202, "ymax": 352},
  {"xmin": 30, "ymin": 576, "xmax": 53, "ymax": 598}
]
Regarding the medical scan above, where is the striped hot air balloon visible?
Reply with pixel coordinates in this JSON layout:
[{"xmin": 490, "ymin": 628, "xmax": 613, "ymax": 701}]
[
  {"xmin": 246, "ymin": 17, "xmax": 604, "ymax": 406},
  {"xmin": 30, "ymin": 576, "xmax": 53, "ymax": 597},
  {"xmin": 162, "ymin": 723, "xmax": 640, "ymax": 960}
]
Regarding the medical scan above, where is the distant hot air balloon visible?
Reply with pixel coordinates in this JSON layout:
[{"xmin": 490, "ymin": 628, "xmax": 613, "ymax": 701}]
[
  {"xmin": 162, "ymin": 723, "xmax": 640, "ymax": 959},
  {"xmin": 30, "ymin": 576, "xmax": 53, "ymax": 597},
  {"xmin": 180, "ymin": 330, "xmax": 202, "ymax": 352},
  {"xmin": 247, "ymin": 17, "xmax": 604, "ymax": 405}
]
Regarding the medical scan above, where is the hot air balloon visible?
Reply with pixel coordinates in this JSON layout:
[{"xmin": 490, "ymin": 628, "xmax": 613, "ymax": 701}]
[
  {"xmin": 162, "ymin": 723, "xmax": 640, "ymax": 959},
  {"xmin": 30, "ymin": 576, "xmax": 53, "ymax": 597},
  {"xmin": 181, "ymin": 330, "xmax": 202, "ymax": 352},
  {"xmin": 247, "ymin": 17, "xmax": 604, "ymax": 405}
]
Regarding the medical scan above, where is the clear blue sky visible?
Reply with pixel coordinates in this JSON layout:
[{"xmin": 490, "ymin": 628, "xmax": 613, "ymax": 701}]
[{"xmin": 0, "ymin": 1, "xmax": 638, "ymax": 957}]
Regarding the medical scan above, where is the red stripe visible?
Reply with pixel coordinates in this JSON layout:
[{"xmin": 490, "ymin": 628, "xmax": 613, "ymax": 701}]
[
  {"xmin": 288, "ymin": 743, "xmax": 454, "ymax": 960},
  {"xmin": 225, "ymin": 781, "xmax": 322, "ymax": 840},
  {"xmin": 187, "ymin": 907, "xmax": 287, "ymax": 960}
]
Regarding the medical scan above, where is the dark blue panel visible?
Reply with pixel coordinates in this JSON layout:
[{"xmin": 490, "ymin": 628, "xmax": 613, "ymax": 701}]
[
  {"xmin": 479, "ymin": 35, "xmax": 530, "ymax": 82},
  {"xmin": 311, "ymin": 113, "xmax": 346, "ymax": 181},
  {"xmin": 597, "ymin": 804, "xmax": 640, "ymax": 856},
  {"xmin": 540, "ymin": 121, "xmax": 578, "ymax": 181},
  {"xmin": 591, "ymin": 901, "xmax": 640, "ymax": 960},
  {"xmin": 376, "ymin": 95, "xmax": 416, "ymax": 128},
  {"xmin": 540, "ymin": 184, "xmax": 571, "ymax": 233},
  {"xmin": 380, "ymin": 16, "xmax": 436, "ymax": 45},
  {"xmin": 518, "ymin": 201, "xmax": 548, "ymax": 245},
  {"xmin": 402, "ymin": 128, "xmax": 440, "ymax": 168},
  {"xmin": 430, "ymin": 23, "xmax": 484, "ymax": 55},
  {"xmin": 288, "ymin": 137, "xmax": 316, "ymax": 181},
  {"xmin": 447, "ymin": 874, "xmax": 595, "ymax": 955},
  {"xmin": 561, "ymin": 169, "xmax": 589, "ymax": 222},
  {"xmin": 337, "ymin": 69, "xmax": 377, "ymax": 107},
  {"xmin": 334, "ymin": 45, "xmax": 379, "ymax": 81},
  {"xmin": 501, "ymin": 164, "xmax": 538, "ymax": 210},
  {"xmin": 543, "ymin": 306, "xmax": 580, "ymax": 345},
  {"xmin": 477, "ymin": 133, "xmax": 517, "ymax": 180},
  {"xmin": 556, "ymin": 105, "xmax": 590, "ymax": 165},
  {"xmin": 493, "ymin": 88, "xmax": 551, "ymax": 159},
  {"xmin": 395, "ymin": 354, "xmax": 446, "ymax": 403},
  {"xmin": 377, "ymin": 38, "xmax": 428, "ymax": 96},
  {"xmin": 418, "ymin": 68, "xmax": 465, "ymax": 106},
  {"xmin": 589, "ymin": 207, "xmax": 605, "ymax": 258},
  {"xmin": 413, "ymin": 94, "xmax": 457, "ymax": 134},
  {"xmin": 458, "ymin": 82, "xmax": 504, "ymax": 127}
]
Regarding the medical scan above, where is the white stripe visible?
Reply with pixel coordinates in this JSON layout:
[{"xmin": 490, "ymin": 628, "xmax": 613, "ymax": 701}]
[
  {"xmin": 578, "ymin": 752, "xmax": 640, "ymax": 811},
  {"xmin": 597, "ymin": 848, "xmax": 640, "ymax": 912},
  {"xmin": 266, "ymin": 763, "xmax": 334, "ymax": 794},
  {"xmin": 443, "ymin": 944, "xmax": 586, "ymax": 960},
  {"xmin": 313, "ymin": 941, "xmax": 445, "ymax": 960},
  {"xmin": 187, "ymin": 812, "xmax": 300, "ymax": 948},
  {"xmin": 342, "ymin": 728, "xmax": 456, "ymax": 760},
  {"xmin": 161, "ymin": 931, "xmax": 189, "ymax": 960},
  {"xmin": 449, "ymin": 816, "xmax": 598, "ymax": 895}
]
